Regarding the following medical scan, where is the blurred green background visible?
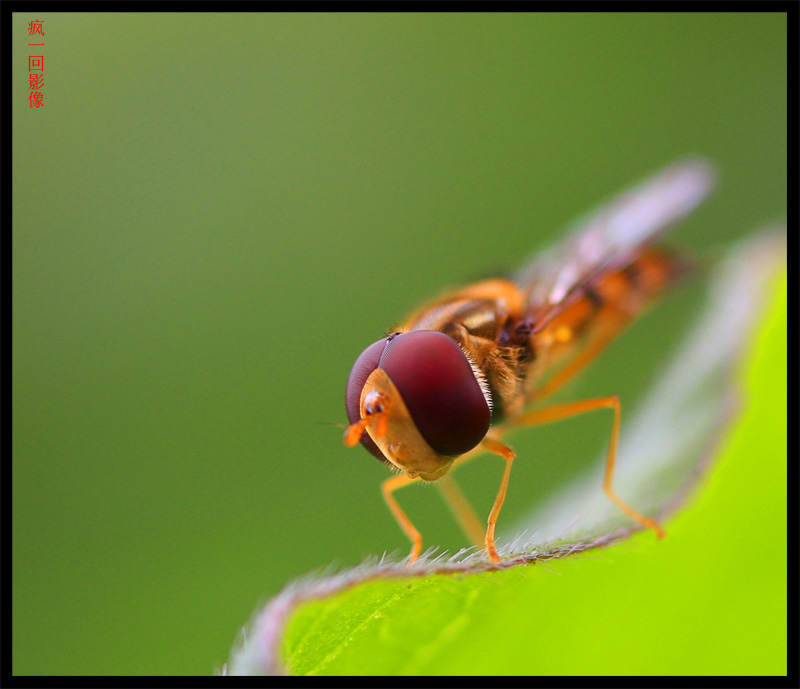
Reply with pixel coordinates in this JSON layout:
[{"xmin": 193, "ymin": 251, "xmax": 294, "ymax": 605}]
[{"xmin": 12, "ymin": 13, "xmax": 785, "ymax": 675}]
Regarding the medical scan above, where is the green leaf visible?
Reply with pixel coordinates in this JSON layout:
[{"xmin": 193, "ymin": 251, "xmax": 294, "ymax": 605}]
[{"xmin": 225, "ymin": 230, "xmax": 786, "ymax": 676}]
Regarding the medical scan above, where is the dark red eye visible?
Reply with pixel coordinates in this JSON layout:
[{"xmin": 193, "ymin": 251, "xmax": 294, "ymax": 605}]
[
  {"xmin": 345, "ymin": 338, "xmax": 390, "ymax": 461},
  {"xmin": 378, "ymin": 331, "xmax": 491, "ymax": 457}
]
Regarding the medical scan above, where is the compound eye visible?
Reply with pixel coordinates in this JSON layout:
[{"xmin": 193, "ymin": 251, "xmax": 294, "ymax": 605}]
[
  {"xmin": 345, "ymin": 338, "xmax": 389, "ymax": 461},
  {"xmin": 379, "ymin": 330, "xmax": 491, "ymax": 457}
]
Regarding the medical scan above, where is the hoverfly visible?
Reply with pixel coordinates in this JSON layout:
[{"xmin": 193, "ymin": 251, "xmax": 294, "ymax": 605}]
[{"xmin": 344, "ymin": 159, "xmax": 716, "ymax": 564}]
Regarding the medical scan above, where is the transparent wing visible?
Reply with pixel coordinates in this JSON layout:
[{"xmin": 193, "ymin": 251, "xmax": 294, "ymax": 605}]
[{"xmin": 514, "ymin": 158, "xmax": 716, "ymax": 330}]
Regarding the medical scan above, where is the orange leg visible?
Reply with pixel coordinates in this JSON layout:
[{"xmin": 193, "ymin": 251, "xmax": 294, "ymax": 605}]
[
  {"xmin": 512, "ymin": 396, "xmax": 666, "ymax": 539},
  {"xmin": 481, "ymin": 437, "xmax": 516, "ymax": 562},
  {"xmin": 381, "ymin": 473, "xmax": 423, "ymax": 564},
  {"xmin": 436, "ymin": 476, "xmax": 485, "ymax": 548}
]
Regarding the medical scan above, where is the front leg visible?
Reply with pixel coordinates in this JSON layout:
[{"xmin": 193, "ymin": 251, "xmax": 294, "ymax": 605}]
[
  {"xmin": 480, "ymin": 437, "xmax": 517, "ymax": 563},
  {"xmin": 381, "ymin": 473, "xmax": 423, "ymax": 564}
]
